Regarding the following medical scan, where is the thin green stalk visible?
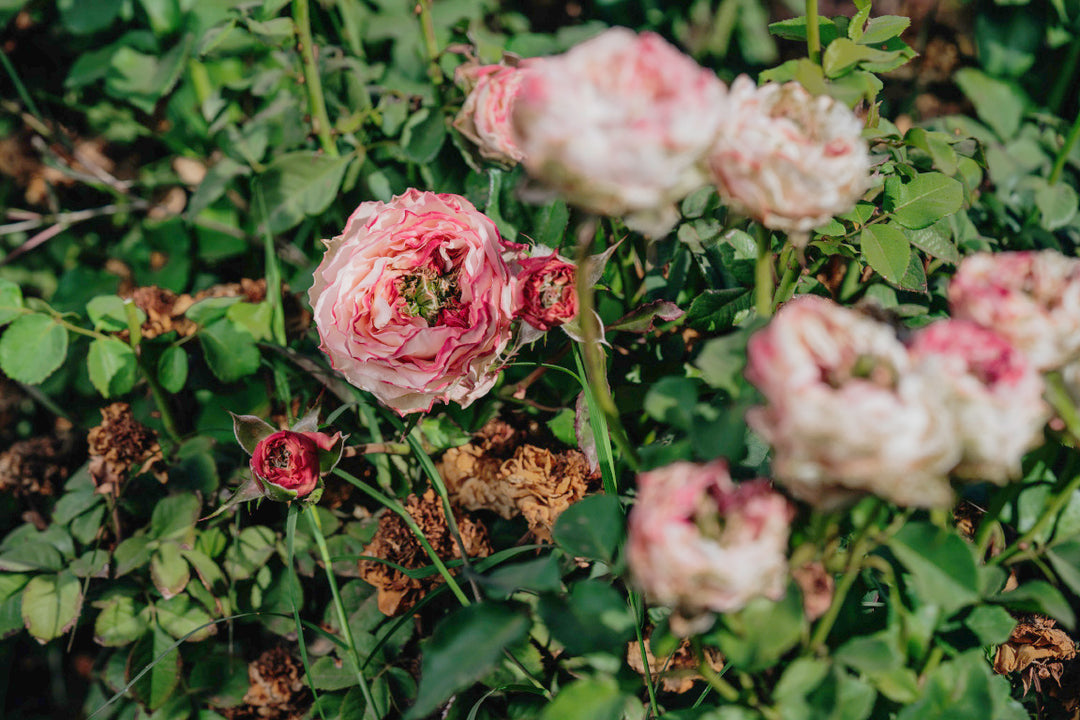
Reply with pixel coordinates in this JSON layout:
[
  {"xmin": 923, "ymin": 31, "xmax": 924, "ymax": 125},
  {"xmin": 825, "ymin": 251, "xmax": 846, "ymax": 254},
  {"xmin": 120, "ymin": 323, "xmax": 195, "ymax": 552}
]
[
  {"xmin": 0, "ymin": 47, "xmax": 43, "ymax": 120},
  {"xmin": 808, "ymin": 500, "xmax": 885, "ymax": 652},
  {"xmin": 627, "ymin": 590, "xmax": 660, "ymax": 719},
  {"xmin": 694, "ymin": 652, "xmax": 739, "ymax": 703},
  {"xmin": 754, "ymin": 225, "xmax": 774, "ymax": 318},
  {"xmin": 1048, "ymin": 38, "xmax": 1080, "ymax": 115},
  {"xmin": 1049, "ymin": 104, "xmax": 1080, "ymax": 186},
  {"xmin": 416, "ymin": 0, "xmax": 443, "ymax": 85},
  {"xmin": 334, "ymin": 467, "xmax": 471, "ymax": 605},
  {"xmin": 256, "ymin": 186, "xmax": 287, "ymax": 345},
  {"xmin": 574, "ymin": 219, "xmax": 640, "ymax": 474},
  {"xmin": 993, "ymin": 470, "xmax": 1080, "ymax": 566},
  {"xmin": 294, "ymin": 0, "xmax": 338, "ymax": 156},
  {"xmin": 137, "ymin": 354, "xmax": 182, "ymax": 444},
  {"xmin": 287, "ymin": 506, "xmax": 327, "ymax": 720},
  {"xmin": 806, "ymin": 0, "xmax": 821, "ymax": 65},
  {"xmin": 772, "ymin": 246, "xmax": 800, "ymax": 311},
  {"xmin": 305, "ymin": 505, "xmax": 381, "ymax": 716}
]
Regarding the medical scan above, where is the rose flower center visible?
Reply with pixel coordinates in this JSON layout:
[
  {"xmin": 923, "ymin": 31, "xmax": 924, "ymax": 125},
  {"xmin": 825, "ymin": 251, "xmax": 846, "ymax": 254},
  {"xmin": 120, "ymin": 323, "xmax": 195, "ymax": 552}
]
[
  {"xmin": 267, "ymin": 443, "xmax": 292, "ymax": 469},
  {"xmin": 397, "ymin": 268, "xmax": 462, "ymax": 324}
]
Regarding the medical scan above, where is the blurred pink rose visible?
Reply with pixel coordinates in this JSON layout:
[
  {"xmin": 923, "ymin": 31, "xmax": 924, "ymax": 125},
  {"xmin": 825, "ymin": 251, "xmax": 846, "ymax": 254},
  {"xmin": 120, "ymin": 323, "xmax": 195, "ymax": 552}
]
[
  {"xmin": 513, "ymin": 27, "xmax": 728, "ymax": 237},
  {"xmin": 949, "ymin": 250, "xmax": 1080, "ymax": 371},
  {"xmin": 514, "ymin": 251, "xmax": 577, "ymax": 331},
  {"xmin": 309, "ymin": 190, "xmax": 519, "ymax": 414},
  {"xmin": 745, "ymin": 296, "xmax": 961, "ymax": 509},
  {"xmin": 708, "ymin": 77, "xmax": 870, "ymax": 235},
  {"xmin": 908, "ymin": 320, "xmax": 1049, "ymax": 483},
  {"xmin": 627, "ymin": 460, "xmax": 792, "ymax": 634},
  {"xmin": 453, "ymin": 62, "xmax": 528, "ymax": 165}
]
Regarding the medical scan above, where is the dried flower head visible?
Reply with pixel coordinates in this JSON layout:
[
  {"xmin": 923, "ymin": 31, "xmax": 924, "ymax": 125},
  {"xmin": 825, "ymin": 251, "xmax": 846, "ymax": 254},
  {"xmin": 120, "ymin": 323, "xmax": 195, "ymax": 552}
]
[
  {"xmin": 87, "ymin": 403, "xmax": 166, "ymax": 496},
  {"xmin": 993, "ymin": 615, "xmax": 1076, "ymax": 696},
  {"xmin": 222, "ymin": 647, "xmax": 311, "ymax": 720},
  {"xmin": 625, "ymin": 633, "xmax": 725, "ymax": 694}
]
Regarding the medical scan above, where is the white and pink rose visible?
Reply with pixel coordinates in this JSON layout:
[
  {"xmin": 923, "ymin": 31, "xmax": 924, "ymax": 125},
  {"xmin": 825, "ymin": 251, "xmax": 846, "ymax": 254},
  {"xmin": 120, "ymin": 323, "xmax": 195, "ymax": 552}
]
[
  {"xmin": 309, "ymin": 190, "xmax": 519, "ymax": 415},
  {"xmin": 453, "ymin": 61, "xmax": 529, "ymax": 166}
]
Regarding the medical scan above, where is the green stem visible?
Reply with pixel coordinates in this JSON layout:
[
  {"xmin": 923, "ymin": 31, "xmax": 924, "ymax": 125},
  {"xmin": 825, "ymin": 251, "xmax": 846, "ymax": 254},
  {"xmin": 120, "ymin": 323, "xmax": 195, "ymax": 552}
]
[
  {"xmin": 286, "ymin": 506, "xmax": 327, "ymax": 720},
  {"xmin": 334, "ymin": 468, "xmax": 471, "ymax": 606},
  {"xmin": 627, "ymin": 591, "xmax": 659, "ymax": 719},
  {"xmin": 808, "ymin": 501, "xmax": 885, "ymax": 652},
  {"xmin": 137, "ymin": 354, "xmax": 182, "ymax": 444},
  {"xmin": 305, "ymin": 505, "xmax": 381, "ymax": 716},
  {"xmin": 0, "ymin": 46, "xmax": 43, "ymax": 120},
  {"xmin": 1049, "ymin": 104, "xmax": 1080, "ymax": 186},
  {"xmin": 993, "ymin": 469, "xmax": 1080, "ymax": 566},
  {"xmin": 772, "ymin": 246, "xmax": 800, "ymax": 311},
  {"xmin": 755, "ymin": 225, "xmax": 774, "ymax": 318},
  {"xmin": 694, "ymin": 654, "xmax": 739, "ymax": 703},
  {"xmin": 1048, "ymin": 38, "xmax": 1080, "ymax": 115},
  {"xmin": 293, "ymin": 0, "xmax": 338, "ymax": 156},
  {"xmin": 806, "ymin": 0, "xmax": 821, "ymax": 65},
  {"xmin": 416, "ymin": 0, "xmax": 443, "ymax": 85},
  {"xmin": 574, "ymin": 219, "xmax": 640, "ymax": 474}
]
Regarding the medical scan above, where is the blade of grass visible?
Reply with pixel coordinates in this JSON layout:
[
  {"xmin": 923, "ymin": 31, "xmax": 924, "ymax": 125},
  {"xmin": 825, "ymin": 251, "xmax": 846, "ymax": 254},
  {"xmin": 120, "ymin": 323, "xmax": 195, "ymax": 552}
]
[
  {"xmin": 256, "ymin": 185, "xmax": 288, "ymax": 346},
  {"xmin": 573, "ymin": 345, "xmax": 617, "ymax": 496},
  {"xmin": 287, "ymin": 504, "xmax": 327, "ymax": 720},
  {"xmin": 305, "ymin": 504, "xmax": 381, "ymax": 717}
]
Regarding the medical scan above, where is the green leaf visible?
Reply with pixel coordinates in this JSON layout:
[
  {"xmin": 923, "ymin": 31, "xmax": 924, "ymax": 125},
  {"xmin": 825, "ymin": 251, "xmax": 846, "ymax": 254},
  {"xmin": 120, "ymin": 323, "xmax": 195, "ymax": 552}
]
[
  {"xmin": 199, "ymin": 318, "xmax": 261, "ymax": 383},
  {"xmin": 538, "ymin": 580, "xmax": 635, "ymax": 656},
  {"xmin": 538, "ymin": 678, "xmax": 629, "ymax": 720},
  {"xmin": 534, "ymin": 198, "xmax": 570, "ymax": 248},
  {"xmin": 0, "ymin": 314, "xmax": 68, "ymax": 385},
  {"xmin": 644, "ymin": 377, "xmax": 699, "ymax": 430},
  {"xmin": 406, "ymin": 602, "xmax": 531, "ymax": 719},
  {"xmin": 157, "ymin": 345, "xmax": 188, "ymax": 393},
  {"xmin": 860, "ymin": 224, "xmax": 911, "ymax": 285},
  {"xmin": 822, "ymin": 37, "xmax": 906, "ymax": 78},
  {"xmin": 88, "ymin": 337, "xmax": 138, "ymax": 398},
  {"xmin": 904, "ymin": 221, "xmax": 960, "ymax": 264},
  {"xmin": 106, "ymin": 35, "xmax": 193, "ymax": 114},
  {"xmin": 137, "ymin": 0, "xmax": 182, "ymax": 35},
  {"xmin": 87, "ymin": 295, "xmax": 145, "ymax": 332},
  {"xmin": 226, "ymin": 302, "xmax": 274, "ymax": 342},
  {"xmin": 1035, "ymin": 181, "xmax": 1078, "ymax": 231},
  {"xmin": 128, "ymin": 625, "xmax": 181, "ymax": 710},
  {"xmin": 151, "ymin": 494, "xmax": 201, "ymax": 542},
  {"xmin": 401, "ymin": 108, "xmax": 448, "ymax": 164},
  {"xmin": 889, "ymin": 522, "xmax": 979, "ymax": 615},
  {"xmin": 904, "ymin": 128, "xmax": 958, "ymax": 175},
  {"xmin": 224, "ymin": 526, "xmax": 276, "ymax": 581},
  {"xmin": 858, "ymin": 15, "xmax": 910, "ymax": 44},
  {"xmin": 709, "ymin": 586, "xmax": 805, "ymax": 670},
  {"xmin": 258, "ymin": 151, "xmax": 353, "ymax": 233},
  {"xmin": 114, "ymin": 536, "xmax": 153, "ymax": 577},
  {"xmin": 155, "ymin": 595, "xmax": 216, "ymax": 642},
  {"xmin": 57, "ymin": 0, "xmax": 123, "ymax": 34},
  {"xmin": 71, "ymin": 548, "xmax": 110, "ymax": 578},
  {"xmin": 963, "ymin": 605, "xmax": 1016, "ymax": 646},
  {"xmin": 686, "ymin": 289, "xmax": 753, "ymax": 334},
  {"xmin": 480, "ymin": 555, "xmax": 563, "ymax": 597},
  {"xmin": 1047, "ymin": 540, "xmax": 1080, "ymax": 597},
  {"xmin": 0, "ymin": 541, "xmax": 64, "ymax": 572},
  {"xmin": 151, "ymin": 542, "xmax": 191, "ymax": 601},
  {"xmin": 21, "ymin": 571, "xmax": 83, "ymax": 643},
  {"xmin": 953, "ymin": 68, "xmax": 1027, "ymax": 140},
  {"xmin": 551, "ymin": 493, "xmax": 624, "ymax": 563},
  {"xmin": 94, "ymin": 594, "xmax": 151, "ymax": 647},
  {"xmin": 884, "ymin": 173, "xmax": 964, "ymax": 229},
  {"xmin": 989, "ymin": 580, "xmax": 1076, "ymax": 630},
  {"xmin": 0, "ymin": 279, "xmax": 24, "ymax": 326}
]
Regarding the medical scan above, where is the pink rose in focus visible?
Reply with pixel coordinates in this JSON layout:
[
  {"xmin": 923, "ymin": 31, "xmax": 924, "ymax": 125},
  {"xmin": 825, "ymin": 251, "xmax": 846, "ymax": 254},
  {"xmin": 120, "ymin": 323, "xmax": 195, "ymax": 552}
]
[
  {"xmin": 515, "ymin": 252, "xmax": 577, "ymax": 331},
  {"xmin": 949, "ymin": 250, "xmax": 1080, "ymax": 371},
  {"xmin": 513, "ymin": 28, "xmax": 728, "ymax": 237},
  {"xmin": 250, "ymin": 430, "xmax": 339, "ymax": 500},
  {"xmin": 309, "ymin": 190, "xmax": 519, "ymax": 414},
  {"xmin": 708, "ymin": 77, "xmax": 870, "ymax": 236},
  {"xmin": 626, "ymin": 460, "xmax": 792, "ymax": 635},
  {"xmin": 453, "ymin": 62, "xmax": 528, "ymax": 166},
  {"xmin": 745, "ymin": 296, "xmax": 961, "ymax": 509},
  {"xmin": 908, "ymin": 320, "xmax": 1049, "ymax": 483}
]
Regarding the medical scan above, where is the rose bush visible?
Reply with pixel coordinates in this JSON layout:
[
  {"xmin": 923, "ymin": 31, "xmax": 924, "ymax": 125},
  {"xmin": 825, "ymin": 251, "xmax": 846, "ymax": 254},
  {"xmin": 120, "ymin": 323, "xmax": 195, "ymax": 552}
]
[
  {"xmin": 309, "ymin": 189, "xmax": 520, "ymax": 414},
  {"xmin": 452, "ymin": 61, "xmax": 529, "ymax": 166},
  {"xmin": 626, "ymin": 460, "xmax": 792, "ymax": 634},
  {"xmin": 707, "ymin": 77, "xmax": 870, "ymax": 236},
  {"xmin": 745, "ymin": 296, "xmax": 961, "ymax": 509},
  {"xmin": 908, "ymin": 320, "xmax": 1049, "ymax": 482},
  {"xmin": 512, "ymin": 27, "xmax": 728, "ymax": 237}
]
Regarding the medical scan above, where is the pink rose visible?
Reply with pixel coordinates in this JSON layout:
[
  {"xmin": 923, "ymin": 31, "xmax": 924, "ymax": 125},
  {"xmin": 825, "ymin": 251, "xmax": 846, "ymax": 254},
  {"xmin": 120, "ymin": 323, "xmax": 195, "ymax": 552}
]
[
  {"xmin": 908, "ymin": 320, "xmax": 1049, "ymax": 483},
  {"xmin": 453, "ymin": 62, "xmax": 528, "ymax": 165},
  {"xmin": 512, "ymin": 28, "xmax": 728, "ymax": 237},
  {"xmin": 309, "ymin": 190, "xmax": 519, "ymax": 414},
  {"xmin": 949, "ymin": 250, "xmax": 1080, "ymax": 371},
  {"xmin": 708, "ymin": 77, "xmax": 870, "ymax": 235},
  {"xmin": 745, "ymin": 296, "xmax": 961, "ymax": 509},
  {"xmin": 627, "ymin": 460, "xmax": 792, "ymax": 634},
  {"xmin": 515, "ymin": 252, "xmax": 577, "ymax": 331},
  {"xmin": 250, "ymin": 430, "xmax": 338, "ymax": 500}
]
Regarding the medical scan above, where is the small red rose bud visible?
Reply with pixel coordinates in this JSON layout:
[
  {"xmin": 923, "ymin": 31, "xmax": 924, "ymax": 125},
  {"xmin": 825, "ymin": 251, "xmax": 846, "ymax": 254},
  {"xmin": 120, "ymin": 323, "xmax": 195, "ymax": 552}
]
[
  {"xmin": 516, "ymin": 253, "xmax": 578, "ymax": 331},
  {"xmin": 250, "ymin": 430, "xmax": 339, "ymax": 501}
]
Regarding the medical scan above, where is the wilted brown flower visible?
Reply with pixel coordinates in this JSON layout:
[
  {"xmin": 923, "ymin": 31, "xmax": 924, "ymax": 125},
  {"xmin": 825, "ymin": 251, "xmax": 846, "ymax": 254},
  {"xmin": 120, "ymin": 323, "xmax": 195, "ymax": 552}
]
[
  {"xmin": 221, "ymin": 647, "xmax": 310, "ymax": 720},
  {"xmin": 792, "ymin": 561, "xmax": 834, "ymax": 621},
  {"xmin": 87, "ymin": 403, "xmax": 166, "ymax": 496},
  {"xmin": 625, "ymin": 634, "xmax": 725, "ymax": 694},
  {"xmin": 358, "ymin": 489, "xmax": 492, "ymax": 616},
  {"xmin": 993, "ymin": 615, "xmax": 1076, "ymax": 695}
]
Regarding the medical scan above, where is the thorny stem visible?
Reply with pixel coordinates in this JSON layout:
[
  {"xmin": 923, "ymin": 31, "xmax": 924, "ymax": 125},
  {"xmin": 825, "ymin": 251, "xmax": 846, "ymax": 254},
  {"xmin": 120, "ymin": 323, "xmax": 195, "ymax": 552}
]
[
  {"xmin": 294, "ymin": 0, "xmax": 338, "ymax": 156},
  {"xmin": 305, "ymin": 506, "xmax": 381, "ymax": 717},
  {"xmin": 806, "ymin": 0, "xmax": 822, "ymax": 65},
  {"xmin": 574, "ymin": 219, "xmax": 640, "ymax": 473},
  {"xmin": 416, "ymin": 0, "xmax": 444, "ymax": 85}
]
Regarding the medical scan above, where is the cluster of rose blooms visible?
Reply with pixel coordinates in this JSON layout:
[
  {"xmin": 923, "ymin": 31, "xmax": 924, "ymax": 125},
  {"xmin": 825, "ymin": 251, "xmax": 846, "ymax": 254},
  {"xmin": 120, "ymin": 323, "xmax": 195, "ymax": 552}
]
[{"xmin": 628, "ymin": 249, "xmax": 1080, "ymax": 633}]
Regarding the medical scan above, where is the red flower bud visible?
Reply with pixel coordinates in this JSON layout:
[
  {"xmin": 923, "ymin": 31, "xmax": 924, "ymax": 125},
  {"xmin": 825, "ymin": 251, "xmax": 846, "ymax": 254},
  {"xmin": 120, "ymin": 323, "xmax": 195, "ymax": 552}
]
[
  {"xmin": 516, "ymin": 253, "xmax": 578, "ymax": 331},
  {"xmin": 249, "ymin": 430, "xmax": 338, "ymax": 500}
]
